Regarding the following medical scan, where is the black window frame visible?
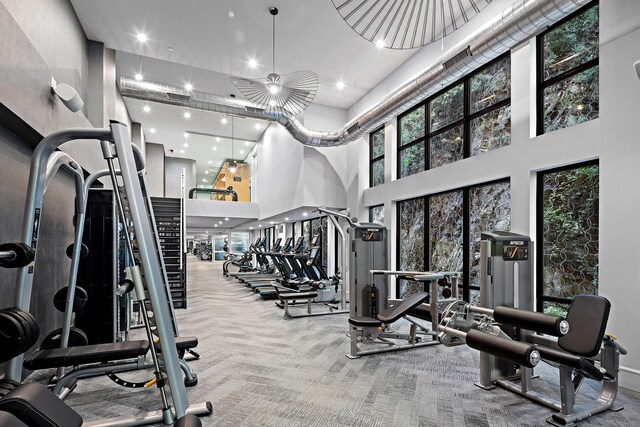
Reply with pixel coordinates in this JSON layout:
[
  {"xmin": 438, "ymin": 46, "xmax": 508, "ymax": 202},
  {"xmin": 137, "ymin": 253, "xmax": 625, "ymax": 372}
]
[
  {"xmin": 396, "ymin": 178, "xmax": 511, "ymax": 301},
  {"xmin": 535, "ymin": 159, "xmax": 599, "ymax": 313},
  {"xmin": 397, "ymin": 52, "xmax": 512, "ymax": 179},
  {"xmin": 536, "ymin": 1, "xmax": 599, "ymax": 136},
  {"xmin": 369, "ymin": 126, "xmax": 385, "ymax": 187}
]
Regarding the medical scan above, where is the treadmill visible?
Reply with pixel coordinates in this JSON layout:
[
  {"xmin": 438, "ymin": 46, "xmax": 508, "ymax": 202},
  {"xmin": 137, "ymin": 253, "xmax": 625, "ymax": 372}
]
[
  {"xmin": 258, "ymin": 237, "xmax": 307, "ymax": 299},
  {"xmin": 240, "ymin": 238, "xmax": 286, "ymax": 285}
]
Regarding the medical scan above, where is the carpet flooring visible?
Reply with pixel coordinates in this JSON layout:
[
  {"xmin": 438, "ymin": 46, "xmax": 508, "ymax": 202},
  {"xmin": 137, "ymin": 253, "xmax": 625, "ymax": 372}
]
[{"xmin": 31, "ymin": 257, "xmax": 640, "ymax": 426}]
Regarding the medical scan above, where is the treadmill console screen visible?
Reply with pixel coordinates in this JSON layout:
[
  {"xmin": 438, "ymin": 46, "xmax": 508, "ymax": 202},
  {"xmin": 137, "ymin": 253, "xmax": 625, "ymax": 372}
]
[{"xmin": 360, "ymin": 229, "xmax": 384, "ymax": 242}]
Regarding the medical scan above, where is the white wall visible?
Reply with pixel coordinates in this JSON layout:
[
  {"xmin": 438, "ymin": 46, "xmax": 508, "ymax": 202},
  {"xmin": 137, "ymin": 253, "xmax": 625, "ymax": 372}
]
[
  {"xmin": 598, "ymin": 0, "xmax": 640, "ymax": 391},
  {"xmin": 254, "ymin": 103, "xmax": 352, "ymax": 219},
  {"xmin": 350, "ymin": 0, "xmax": 640, "ymax": 391}
]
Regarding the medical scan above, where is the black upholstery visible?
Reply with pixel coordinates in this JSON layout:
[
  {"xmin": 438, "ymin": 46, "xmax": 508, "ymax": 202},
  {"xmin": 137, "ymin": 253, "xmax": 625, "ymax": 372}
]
[
  {"xmin": 23, "ymin": 340, "xmax": 149, "ymax": 370},
  {"xmin": 173, "ymin": 414, "xmax": 202, "ymax": 427},
  {"xmin": 493, "ymin": 306, "xmax": 566, "ymax": 336},
  {"xmin": 279, "ymin": 291, "xmax": 318, "ymax": 301},
  {"xmin": 175, "ymin": 336, "xmax": 198, "ymax": 350},
  {"xmin": 408, "ymin": 305, "xmax": 433, "ymax": 322},
  {"xmin": 348, "ymin": 317, "xmax": 383, "ymax": 327},
  {"xmin": 155, "ymin": 336, "xmax": 198, "ymax": 352},
  {"xmin": 0, "ymin": 383, "xmax": 82, "ymax": 427},
  {"xmin": 0, "ymin": 410, "xmax": 28, "ymax": 427},
  {"xmin": 558, "ymin": 295, "xmax": 610, "ymax": 357},
  {"xmin": 378, "ymin": 292, "xmax": 429, "ymax": 324},
  {"xmin": 466, "ymin": 329, "xmax": 539, "ymax": 369},
  {"xmin": 537, "ymin": 346, "xmax": 604, "ymax": 381}
]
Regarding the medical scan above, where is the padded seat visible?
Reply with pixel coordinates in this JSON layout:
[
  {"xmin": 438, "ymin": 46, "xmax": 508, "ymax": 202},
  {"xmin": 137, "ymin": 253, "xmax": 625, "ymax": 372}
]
[
  {"xmin": 348, "ymin": 317, "xmax": 383, "ymax": 327},
  {"xmin": 278, "ymin": 291, "xmax": 318, "ymax": 301},
  {"xmin": 408, "ymin": 305, "xmax": 433, "ymax": 322},
  {"xmin": 0, "ymin": 383, "xmax": 82, "ymax": 427},
  {"xmin": 154, "ymin": 336, "xmax": 198, "ymax": 352},
  {"xmin": 0, "ymin": 411, "xmax": 28, "ymax": 427},
  {"xmin": 24, "ymin": 340, "xmax": 149, "ymax": 370},
  {"xmin": 378, "ymin": 292, "xmax": 429, "ymax": 324},
  {"xmin": 537, "ymin": 346, "xmax": 604, "ymax": 381}
]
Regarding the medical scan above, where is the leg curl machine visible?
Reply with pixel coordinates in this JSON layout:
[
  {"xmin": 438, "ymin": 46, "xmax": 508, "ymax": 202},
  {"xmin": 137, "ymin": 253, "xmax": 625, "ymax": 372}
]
[{"xmin": 437, "ymin": 231, "xmax": 626, "ymax": 426}]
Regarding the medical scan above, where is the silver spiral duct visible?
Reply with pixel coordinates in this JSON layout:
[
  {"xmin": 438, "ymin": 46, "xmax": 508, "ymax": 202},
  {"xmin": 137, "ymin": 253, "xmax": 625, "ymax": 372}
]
[{"xmin": 119, "ymin": 0, "xmax": 589, "ymax": 147}]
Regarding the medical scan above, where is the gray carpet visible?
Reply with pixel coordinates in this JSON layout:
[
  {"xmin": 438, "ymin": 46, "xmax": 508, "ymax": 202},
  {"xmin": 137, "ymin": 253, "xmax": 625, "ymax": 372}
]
[{"xmin": 32, "ymin": 257, "xmax": 640, "ymax": 426}]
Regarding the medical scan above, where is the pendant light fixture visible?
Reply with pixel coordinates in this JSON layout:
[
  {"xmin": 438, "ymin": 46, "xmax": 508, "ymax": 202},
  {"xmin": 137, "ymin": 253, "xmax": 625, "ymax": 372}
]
[{"xmin": 230, "ymin": 6, "xmax": 319, "ymax": 116}]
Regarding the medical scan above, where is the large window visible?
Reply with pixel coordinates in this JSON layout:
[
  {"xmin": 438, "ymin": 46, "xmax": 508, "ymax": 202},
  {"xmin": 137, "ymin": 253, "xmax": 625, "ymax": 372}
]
[
  {"xmin": 537, "ymin": 2, "xmax": 599, "ymax": 135},
  {"xmin": 397, "ymin": 180, "xmax": 511, "ymax": 302},
  {"xmin": 369, "ymin": 127, "xmax": 385, "ymax": 187},
  {"xmin": 398, "ymin": 54, "xmax": 511, "ymax": 178},
  {"xmin": 537, "ymin": 162, "xmax": 599, "ymax": 316}
]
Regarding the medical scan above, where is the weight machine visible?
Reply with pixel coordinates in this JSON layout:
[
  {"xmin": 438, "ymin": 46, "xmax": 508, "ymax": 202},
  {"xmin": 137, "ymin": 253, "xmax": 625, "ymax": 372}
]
[{"xmin": 437, "ymin": 231, "xmax": 626, "ymax": 426}]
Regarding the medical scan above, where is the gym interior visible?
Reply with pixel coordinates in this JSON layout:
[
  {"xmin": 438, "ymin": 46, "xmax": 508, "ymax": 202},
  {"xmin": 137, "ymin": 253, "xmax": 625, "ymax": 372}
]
[{"xmin": 1, "ymin": 0, "xmax": 640, "ymax": 426}]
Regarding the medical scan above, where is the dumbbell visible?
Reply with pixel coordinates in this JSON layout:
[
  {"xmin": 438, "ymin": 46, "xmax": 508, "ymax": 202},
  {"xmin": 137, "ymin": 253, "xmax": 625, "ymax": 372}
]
[
  {"xmin": 0, "ymin": 243, "xmax": 35, "ymax": 268},
  {"xmin": 437, "ymin": 277, "xmax": 452, "ymax": 299}
]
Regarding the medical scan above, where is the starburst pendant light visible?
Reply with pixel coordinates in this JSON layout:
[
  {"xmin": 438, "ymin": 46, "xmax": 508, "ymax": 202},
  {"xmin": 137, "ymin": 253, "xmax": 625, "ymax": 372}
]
[{"xmin": 231, "ymin": 7, "xmax": 319, "ymax": 116}]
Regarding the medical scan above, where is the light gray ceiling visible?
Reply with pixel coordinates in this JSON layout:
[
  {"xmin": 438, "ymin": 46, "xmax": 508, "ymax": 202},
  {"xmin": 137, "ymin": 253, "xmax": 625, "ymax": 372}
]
[{"xmin": 71, "ymin": 0, "xmax": 419, "ymax": 109}]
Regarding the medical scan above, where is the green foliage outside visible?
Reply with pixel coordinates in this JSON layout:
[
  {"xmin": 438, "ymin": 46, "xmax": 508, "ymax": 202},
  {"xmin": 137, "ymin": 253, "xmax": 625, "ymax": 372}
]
[
  {"xmin": 543, "ymin": 5, "xmax": 598, "ymax": 80},
  {"xmin": 542, "ymin": 164, "xmax": 599, "ymax": 303}
]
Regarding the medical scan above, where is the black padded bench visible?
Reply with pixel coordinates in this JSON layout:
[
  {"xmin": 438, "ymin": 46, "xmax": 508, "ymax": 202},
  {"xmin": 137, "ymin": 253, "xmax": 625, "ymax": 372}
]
[
  {"xmin": 348, "ymin": 292, "xmax": 430, "ymax": 326},
  {"xmin": 278, "ymin": 291, "xmax": 318, "ymax": 300},
  {"xmin": 24, "ymin": 340, "xmax": 149, "ymax": 370},
  {"xmin": 155, "ymin": 336, "xmax": 198, "ymax": 353}
]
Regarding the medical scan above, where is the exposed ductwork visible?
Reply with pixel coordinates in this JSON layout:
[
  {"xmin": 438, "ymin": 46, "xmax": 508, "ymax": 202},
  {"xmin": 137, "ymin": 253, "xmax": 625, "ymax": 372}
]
[{"xmin": 119, "ymin": 0, "xmax": 589, "ymax": 147}]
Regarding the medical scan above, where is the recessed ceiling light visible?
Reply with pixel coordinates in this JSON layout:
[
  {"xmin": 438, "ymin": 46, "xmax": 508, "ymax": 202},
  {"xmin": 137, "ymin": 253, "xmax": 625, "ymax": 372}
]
[
  {"xmin": 212, "ymin": 146, "xmax": 217, "ymax": 151},
  {"xmin": 206, "ymin": 230, "xmax": 209, "ymax": 234},
  {"xmin": 205, "ymin": 171, "xmax": 209, "ymax": 175},
  {"xmin": 249, "ymin": 227, "xmax": 253, "ymax": 230},
  {"xmin": 219, "ymin": 221, "xmax": 223, "ymax": 224},
  {"xmin": 302, "ymin": 212, "xmax": 308, "ymax": 217},
  {"xmin": 248, "ymin": 58, "xmax": 258, "ymax": 69},
  {"xmin": 239, "ymin": 150, "xmax": 244, "ymax": 154},
  {"xmin": 185, "ymin": 83, "xmax": 193, "ymax": 91},
  {"xmin": 375, "ymin": 39, "xmax": 385, "ymax": 49},
  {"xmin": 285, "ymin": 217, "xmax": 289, "ymax": 221},
  {"xmin": 183, "ymin": 143, "xmax": 188, "ymax": 147},
  {"xmin": 202, "ymin": 178, "xmax": 206, "ymax": 182},
  {"xmin": 216, "ymin": 137, "xmax": 221, "ymax": 142},
  {"xmin": 270, "ymin": 221, "xmax": 274, "ymax": 224},
  {"xmin": 183, "ymin": 132, "xmax": 189, "ymax": 138},
  {"xmin": 150, "ymin": 128, "xmax": 156, "ymax": 134},
  {"xmin": 135, "ymin": 73, "xmax": 143, "ymax": 81},
  {"xmin": 254, "ymin": 123, "xmax": 261, "ymax": 130},
  {"xmin": 199, "ymin": 184, "xmax": 204, "ymax": 188},
  {"xmin": 336, "ymin": 80, "xmax": 345, "ymax": 90},
  {"xmin": 208, "ymin": 160, "xmax": 212, "ymax": 164},
  {"xmin": 179, "ymin": 149, "xmax": 185, "ymax": 153},
  {"xmin": 228, "ymin": 10, "xmax": 235, "ymax": 18},
  {"xmin": 184, "ymin": 112, "xmax": 191, "ymax": 119},
  {"xmin": 258, "ymin": 224, "xmax": 262, "ymax": 228},
  {"xmin": 215, "ymin": 224, "xmax": 218, "ymax": 227},
  {"xmin": 221, "ymin": 117, "xmax": 228, "ymax": 125},
  {"xmin": 143, "ymin": 104, "xmax": 151, "ymax": 113},
  {"xmin": 136, "ymin": 33, "xmax": 148, "ymax": 43},
  {"xmin": 245, "ymin": 140, "xmax": 251, "ymax": 146},
  {"xmin": 225, "ymin": 217, "xmax": 229, "ymax": 221}
]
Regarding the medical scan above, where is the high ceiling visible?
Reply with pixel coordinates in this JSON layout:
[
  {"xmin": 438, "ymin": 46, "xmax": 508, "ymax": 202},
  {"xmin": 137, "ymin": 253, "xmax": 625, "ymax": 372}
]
[{"xmin": 71, "ymin": 0, "xmax": 419, "ymax": 109}]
